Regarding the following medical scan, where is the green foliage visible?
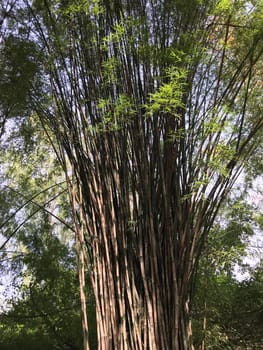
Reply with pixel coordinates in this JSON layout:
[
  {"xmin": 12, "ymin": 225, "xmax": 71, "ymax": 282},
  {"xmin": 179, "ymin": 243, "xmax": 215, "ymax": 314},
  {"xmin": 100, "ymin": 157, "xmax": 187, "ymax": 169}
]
[
  {"xmin": 146, "ymin": 67, "xmax": 186, "ymax": 116},
  {"xmin": 102, "ymin": 57, "xmax": 118, "ymax": 84},
  {"xmin": 215, "ymin": 0, "xmax": 233, "ymax": 13},
  {"xmin": 0, "ymin": 321, "xmax": 55, "ymax": 350},
  {"xmin": 88, "ymin": 94, "xmax": 135, "ymax": 134},
  {"xmin": 193, "ymin": 264, "xmax": 263, "ymax": 349},
  {"xmin": 0, "ymin": 113, "xmax": 97, "ymax": 349},
  {"xmin": 61, "ymin": 0, "xmax": 103, "ymax": 17},
  {"xmin": 192, "ymin": 199, "xmax": 262, "ymax": 349},
  {"xmin": 255, "ymin": 213, "xmax": 263, "ymax": 230},
  {"xmin": 0, "ymin": 204, "xmax": 84, "ymax": 349},
  {"xmin": 0, "ymin": 36, "xmax": 40, "ymax": 120}
]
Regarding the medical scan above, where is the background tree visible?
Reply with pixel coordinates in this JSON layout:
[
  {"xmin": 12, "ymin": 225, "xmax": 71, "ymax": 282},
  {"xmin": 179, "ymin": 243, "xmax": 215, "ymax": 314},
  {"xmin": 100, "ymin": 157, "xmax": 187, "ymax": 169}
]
[
  {"xmin": 1, "ymin": 0, "xmax": 263, "ymax": 349},
  {"xmin": 0, "ymin": 225, "xmax": 84, "ymax": 350},
  {"xmin": 0, "ymin": 113, "xmax": 97, "ymax": 349},
  {"xmin": 192, "ymin": 194, "xmax": 263, "ymax": 349}
]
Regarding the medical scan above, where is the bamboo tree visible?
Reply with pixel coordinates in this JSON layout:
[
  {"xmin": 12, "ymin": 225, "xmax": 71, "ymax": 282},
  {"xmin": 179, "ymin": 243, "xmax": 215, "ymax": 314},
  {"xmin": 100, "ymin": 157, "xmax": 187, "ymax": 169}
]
[{"xmin": 4, "ymin": 0, "xmax": 263, "ymax": 348}]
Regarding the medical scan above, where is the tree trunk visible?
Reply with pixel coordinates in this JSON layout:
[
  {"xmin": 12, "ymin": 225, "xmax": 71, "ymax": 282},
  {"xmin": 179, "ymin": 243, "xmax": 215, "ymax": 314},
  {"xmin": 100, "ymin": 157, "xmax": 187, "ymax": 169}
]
[
  {"xmin": 91, "ymin": 233, "xmax": 195, "ymax": 350},
  {"xmin": 80, "ymin": 163, "xmax": 198, "ymax": 349}
]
